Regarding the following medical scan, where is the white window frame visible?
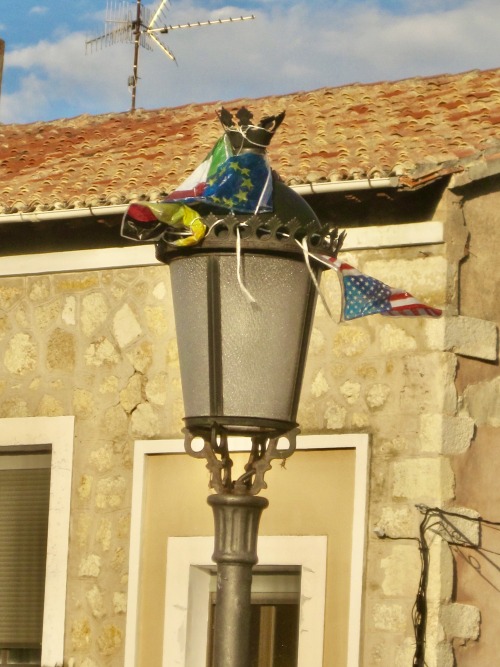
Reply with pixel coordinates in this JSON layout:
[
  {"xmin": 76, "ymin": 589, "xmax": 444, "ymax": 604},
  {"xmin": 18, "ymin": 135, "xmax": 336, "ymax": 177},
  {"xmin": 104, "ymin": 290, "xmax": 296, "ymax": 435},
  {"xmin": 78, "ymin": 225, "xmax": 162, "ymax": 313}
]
[
  {"xmin": 0, "ymin": 416, "xmax": 74, "ymax": 667},
  {"xmin": 165, "ymin": 535, "xmax": 327, "ymax": 667},
  {"xmin": 125, "ymin": 433, "xmax": 369, "ymax": 667}
]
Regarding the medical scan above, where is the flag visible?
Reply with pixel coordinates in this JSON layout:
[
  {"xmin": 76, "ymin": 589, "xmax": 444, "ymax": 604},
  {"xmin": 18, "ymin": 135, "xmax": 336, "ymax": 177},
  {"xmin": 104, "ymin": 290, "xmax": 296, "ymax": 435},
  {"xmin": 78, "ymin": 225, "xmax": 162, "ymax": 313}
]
[
  {"xmin": 166, "ymin": 134, "xmax": 273, "ymax": 213},
  {"xmin": 121, "ymin": 201, "xmax": 206, "ymax": 247},
  {"xmin": 121, "ymin": 134, "xmax": 274, "ymax": 246},
  {"xmin": 311, "ymin": 253, "xmax": 442, "ymax": 320},
  {"xmin": 166, "ymin": 135, "xmax": 232, "ymax": 202}
]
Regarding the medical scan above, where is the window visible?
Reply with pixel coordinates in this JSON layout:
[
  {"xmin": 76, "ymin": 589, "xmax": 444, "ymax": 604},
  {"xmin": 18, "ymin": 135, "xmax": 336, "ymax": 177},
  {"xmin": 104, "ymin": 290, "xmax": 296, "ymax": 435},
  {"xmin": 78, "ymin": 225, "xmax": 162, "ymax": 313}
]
[
  {"xmin": 206, "ymin": 569, "xmax": 301, "ymax": 667},
  {"xmin": 0, "ymin": 417, "xmax": 74, "ymax": 667},
  {"xmin": 0, "ymin": 450, "xmax": 51, "ymax": 667},
  {"xmin": 125, "ymin": 434, "xmax": 369, "ymax": 667}
]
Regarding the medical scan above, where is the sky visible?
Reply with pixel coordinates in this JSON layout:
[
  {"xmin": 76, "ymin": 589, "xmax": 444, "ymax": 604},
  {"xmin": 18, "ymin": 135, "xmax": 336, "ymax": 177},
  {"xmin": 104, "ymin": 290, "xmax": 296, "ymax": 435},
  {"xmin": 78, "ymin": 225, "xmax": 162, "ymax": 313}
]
[{"xmin": 1, "ymin": 0, "xmax": 500, "ymax": 124}]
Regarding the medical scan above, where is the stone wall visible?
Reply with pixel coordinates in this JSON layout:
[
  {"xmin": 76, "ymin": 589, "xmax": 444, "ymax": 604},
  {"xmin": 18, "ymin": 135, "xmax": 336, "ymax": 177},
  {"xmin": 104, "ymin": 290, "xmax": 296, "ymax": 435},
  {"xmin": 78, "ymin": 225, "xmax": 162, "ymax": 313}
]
[{"xmin": 0, "ymin": 265, "xmax": 182, "ymax": 667}]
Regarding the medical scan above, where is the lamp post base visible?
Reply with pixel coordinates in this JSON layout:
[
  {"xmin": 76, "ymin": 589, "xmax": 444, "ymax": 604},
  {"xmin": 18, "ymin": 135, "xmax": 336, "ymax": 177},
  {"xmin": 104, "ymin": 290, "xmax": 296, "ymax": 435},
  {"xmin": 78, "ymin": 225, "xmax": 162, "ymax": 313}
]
[{"xmin": 208, "ymin": 493, "xmax": 269, "ymax": 667}]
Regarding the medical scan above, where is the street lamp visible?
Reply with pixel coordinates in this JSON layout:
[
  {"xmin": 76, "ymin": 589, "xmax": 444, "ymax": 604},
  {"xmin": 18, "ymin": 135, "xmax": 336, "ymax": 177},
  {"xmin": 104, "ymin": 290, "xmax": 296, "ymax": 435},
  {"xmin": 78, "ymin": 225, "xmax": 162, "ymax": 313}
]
[{"xmin": 127, "ymin": 108, "xmax": 343, "ymax": 667}]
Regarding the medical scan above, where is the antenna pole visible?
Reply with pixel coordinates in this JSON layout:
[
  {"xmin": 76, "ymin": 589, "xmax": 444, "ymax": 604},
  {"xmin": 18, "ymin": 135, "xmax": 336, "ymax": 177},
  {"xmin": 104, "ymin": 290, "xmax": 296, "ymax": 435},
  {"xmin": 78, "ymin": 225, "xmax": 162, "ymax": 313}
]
[{"xmin": 131, "ymin": 0, "xmax": 142, "ymax": 112}]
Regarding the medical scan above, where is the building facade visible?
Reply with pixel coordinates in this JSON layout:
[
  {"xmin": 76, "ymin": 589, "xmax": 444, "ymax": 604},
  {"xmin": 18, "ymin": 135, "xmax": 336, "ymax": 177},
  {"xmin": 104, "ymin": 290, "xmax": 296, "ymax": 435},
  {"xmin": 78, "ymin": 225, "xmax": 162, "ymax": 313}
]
[{"xmin": 0, "ymin": 67, "xmax": 499, "ymax": 666}]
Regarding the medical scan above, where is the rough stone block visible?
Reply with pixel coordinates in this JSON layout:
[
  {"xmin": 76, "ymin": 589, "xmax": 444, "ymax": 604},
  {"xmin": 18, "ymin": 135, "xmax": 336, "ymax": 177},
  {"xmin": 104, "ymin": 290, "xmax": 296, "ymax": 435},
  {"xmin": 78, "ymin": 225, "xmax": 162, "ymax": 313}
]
[
  {"xmin": 81, "ymin": 292, "xmax": 109, "ymax": 336},
  {"xmin": 437, "ymin": 506, "xmax": 481, "ymax": 547},
  {"xmin": 425, "ymin": 315, "xmax": 498, "ymax": 361},
  {"xmin": 462, "ymin": 377, "xmax": 500, "ymax": 427},
  {"xmin": 392, "ymin": 458, "xmax": 455, "ymax": 502},
  {"xmin": 113, "ymin": 303, "xmax": 142, "ymax": 349},
  {"xmin": 364, "ymin": 256, "xmax": 447, "ymax": 305},
  {"xmin": 427, "ymin": 538, "xmax": 454, "ymax": 603},
  {"xmin": 440, "ymin": 602, "xmax": 480, "ymax": 640},
  {"xmin": 78, "ymin": 554, "xmax": 101, "ymax": 578},
  {"xmin": 419, "ymin": 413, "xmax": 475, "ymax": 454},
  {"xmin": 130, "ymin": 402, "xmax": 160, "ymax": 437},
  {"xmin": 4, "ymin": 332, "xmax": 37, "ymax": 375},
  {"xmin": 380, "ymin": 544, "xmax": 422, "ymax": 597},
  {"xmin": 372, "ymin": 602, "xmax": 407, "ymax": 632}
]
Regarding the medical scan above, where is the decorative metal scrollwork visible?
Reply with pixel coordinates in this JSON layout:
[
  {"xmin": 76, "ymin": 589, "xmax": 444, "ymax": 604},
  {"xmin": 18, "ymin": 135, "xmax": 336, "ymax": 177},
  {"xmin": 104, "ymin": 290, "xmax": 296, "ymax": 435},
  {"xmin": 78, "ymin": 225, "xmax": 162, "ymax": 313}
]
[{"xmin": 184, "ymin": 427, "xmax": 298, "ymax": 495}]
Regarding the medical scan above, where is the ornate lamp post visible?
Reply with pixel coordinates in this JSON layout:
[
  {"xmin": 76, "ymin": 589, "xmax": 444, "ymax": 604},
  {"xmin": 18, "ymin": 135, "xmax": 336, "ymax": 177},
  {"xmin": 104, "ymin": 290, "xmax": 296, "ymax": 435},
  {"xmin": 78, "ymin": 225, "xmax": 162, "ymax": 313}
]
[{"xmin": 124, "ymin": 108, "xmax": 343, "ymax": 667}]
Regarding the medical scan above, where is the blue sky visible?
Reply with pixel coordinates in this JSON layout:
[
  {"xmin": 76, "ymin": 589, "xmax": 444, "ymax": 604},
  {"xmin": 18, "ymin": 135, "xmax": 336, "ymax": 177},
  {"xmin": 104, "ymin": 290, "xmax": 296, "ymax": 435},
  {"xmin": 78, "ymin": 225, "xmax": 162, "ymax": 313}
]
[{"xmin": 1, "ymin": 0, "xmax": 500, "ymax": 124}]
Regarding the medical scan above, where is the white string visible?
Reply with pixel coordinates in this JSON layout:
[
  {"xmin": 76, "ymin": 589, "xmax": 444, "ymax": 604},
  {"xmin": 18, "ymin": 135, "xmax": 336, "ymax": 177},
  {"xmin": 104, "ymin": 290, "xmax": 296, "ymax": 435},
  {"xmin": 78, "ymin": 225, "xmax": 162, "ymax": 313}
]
[
  {"xmin": 230, "ymin": 124, "xmax": 272, "ymax": 152},
  {"xmin": 236, "ymin": 226, "xmax": 257, "ymax": 304},
  {"xmin": 299, "ymin": 237, "xmax": 333, "ymax": 319},
  {"xmin": 254, "ymin": 158, "xmax": 272, "ymax": 214}
]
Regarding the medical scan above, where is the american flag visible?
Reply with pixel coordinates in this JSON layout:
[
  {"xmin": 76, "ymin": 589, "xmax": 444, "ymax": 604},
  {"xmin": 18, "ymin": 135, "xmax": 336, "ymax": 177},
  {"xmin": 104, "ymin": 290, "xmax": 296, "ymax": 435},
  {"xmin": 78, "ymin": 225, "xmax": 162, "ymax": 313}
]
[{"xmin": 311, "ymin": 254, "xmax": 442, "ymax": 321}]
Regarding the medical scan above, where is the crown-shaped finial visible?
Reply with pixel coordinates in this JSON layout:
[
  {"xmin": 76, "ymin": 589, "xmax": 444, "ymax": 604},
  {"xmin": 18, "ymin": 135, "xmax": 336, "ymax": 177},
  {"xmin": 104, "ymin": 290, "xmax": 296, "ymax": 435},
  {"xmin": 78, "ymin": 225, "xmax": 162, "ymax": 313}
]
[{"xmin": 218, "ymin": 107, "xmax": 285, "ymax": 152}]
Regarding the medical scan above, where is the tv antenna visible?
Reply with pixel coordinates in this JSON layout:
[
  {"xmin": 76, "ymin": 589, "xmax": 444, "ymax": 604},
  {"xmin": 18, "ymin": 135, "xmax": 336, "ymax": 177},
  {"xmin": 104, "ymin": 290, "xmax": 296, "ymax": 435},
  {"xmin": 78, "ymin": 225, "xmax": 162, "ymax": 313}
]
[{"xmin": 86, "ymin": 0, "xmax": 255, "ymax": 112}]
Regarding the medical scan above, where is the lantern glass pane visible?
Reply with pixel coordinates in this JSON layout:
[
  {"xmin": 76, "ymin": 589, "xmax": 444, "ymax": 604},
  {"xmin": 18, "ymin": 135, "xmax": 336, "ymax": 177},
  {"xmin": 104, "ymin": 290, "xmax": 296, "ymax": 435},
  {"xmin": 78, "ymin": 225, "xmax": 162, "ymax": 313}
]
[{"xmin": 169, "ymin": 252, "xmax": 317, "ymax": 434}]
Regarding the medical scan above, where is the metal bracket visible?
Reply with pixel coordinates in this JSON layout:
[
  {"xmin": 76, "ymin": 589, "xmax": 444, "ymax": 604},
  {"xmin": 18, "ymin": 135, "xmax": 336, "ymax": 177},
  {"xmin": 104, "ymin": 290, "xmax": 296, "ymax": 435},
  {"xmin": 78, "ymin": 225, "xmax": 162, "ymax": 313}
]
[{"xmin": 184, "ymin": 427, "xmax": 298, "ymax": 495}]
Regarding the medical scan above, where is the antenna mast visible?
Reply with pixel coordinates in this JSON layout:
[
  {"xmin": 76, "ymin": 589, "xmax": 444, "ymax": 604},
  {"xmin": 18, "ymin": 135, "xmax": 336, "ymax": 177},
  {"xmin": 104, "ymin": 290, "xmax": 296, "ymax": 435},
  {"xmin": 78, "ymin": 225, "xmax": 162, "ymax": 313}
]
[{"xmin": 86, "ymin": 0, "xmax": 255, "ymax": 112}]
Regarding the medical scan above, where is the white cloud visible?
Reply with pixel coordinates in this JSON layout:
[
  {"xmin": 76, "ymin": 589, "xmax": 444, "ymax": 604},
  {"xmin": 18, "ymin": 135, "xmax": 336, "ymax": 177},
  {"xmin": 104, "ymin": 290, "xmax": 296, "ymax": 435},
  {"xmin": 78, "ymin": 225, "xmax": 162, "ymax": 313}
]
[
  {"xmin": 2, "ymin": 0, "xmax": 500, "ymax": 124},
  {"xmin": 29, "ymin": 6, "xmax": 49, "ymax": 15}
]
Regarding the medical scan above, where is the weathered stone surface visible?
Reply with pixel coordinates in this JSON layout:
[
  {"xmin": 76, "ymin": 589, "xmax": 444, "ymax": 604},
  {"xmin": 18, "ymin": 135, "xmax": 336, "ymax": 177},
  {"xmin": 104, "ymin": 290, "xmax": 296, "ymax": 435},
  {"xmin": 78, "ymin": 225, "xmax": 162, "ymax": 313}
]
[
  {"xmin": 379, "ymin": 323, "xmax": 417, "ymax": 353},
  {"xmin": 392, "ymin": 458, "xmax": 455, "ymax": 501},
  {"xmin": 325, "ymin": 401, "xmax": 347, "ymax": 430},
  {"xmin": 103, "ymin": 404, "xmax": 128, "ymax": 437},
  {"xmin": 97, "ymin": 624, "xmax": 123, "ymax": 656},
  {"xmin": 81, "ymin": 292, "xmax": 109, "ymax": 336},
  {"xmin": 441, "ymin": 602, "xmax": 480, "ymax": 640},
  {"xmin": 55, "ymin": 274, "xmax": 99, "ymax": 292},
  {"xmin": 84, "ymin": 337, "xmax": 120, "ymax": 366},
  {"xmin": 90, "ymin": 446, "xmax": 113, "ymax": 474},
  {"xmin": 425, "ymin": 315, "xmax": 498, "ymax": 361},
  {"xmin": 0, "ymin": 398, "xmax": 29, "ymax": 417},
  {"xmin": 120, "ymin": 373, "xmax": 143, "ymax": 413},
  {"xmin": 420, "ymin": 413, "xmax": 475, "ymax": 454},
  {"xmin": 145, "ymin": 372, "xmax": 169, "ymax": 405},
  {"xmin": 374, "ymin": 505, "xmax": 414, "ymax": 537},
  {"xmin": 62, "ymin": 295, "xmax": 76, "ymax": 325},
  {"xmin": 437, "ymin": 506, "xmax": 480, "ymax": 547},
  {"xmin": 427, "ymin": 538, "xmax": 454, "ymax": 603},
  {"xmin": 131, "ymin": 402, "xmax": 160, "ymax": 437},
  {"xmin": 28, "ymin": 277, "xmax": 51, "ymax": 302},
  {"xmin": 380, "ymin": 544, "xmax": 421, "ymax": 596},
  {"xmin": 340, "ymin": 379, "xmax": 360, "ymax": 404},
  {"xmin": 365, "ymin": 256, "xmax": 447, "ymax": 304},
  {"xmin": 4, "ymin": 332, "xmax": 37, "ymax": 374},
  {"xmin": 86, "ymin": 585, "xmax": 105, "ymax": 619},
  {"xmin": 333, "ymin": 325, "xmax": 371, "ymax": 357},
  {"xmin": 47, "ymin": 328, "xmax": 75, "ymax": 370},
  {"xmin": 113, "ymin": 303, "xmax": 142, "ymax": 349},
  {"xmin": 462, "ymin": 376, "xmax": 500, "ymax": 426},
  {"xmin": 79, "ymin": 554, "xmax": 101, "ymax": 578},
  {"xmin": 0, "ymin": 281, "xmax": 23, "ymax": 310},
  {"xmin": 35, "ymin": 299, "xmax": 61, "ymax": 330},
  {"xmin": 78, "ymin": 475, "xmax": 93, "ymax": 501},
  {"xmin": 0, "ymin": 316, "xmax": 9, "ymax": 339},
  {"xmin": 113, "ymin": 591, "xmax": 127, "ymax": 614},
  {"xmin": 70, "ymin": 618, "xmax": 91, "ymax": 650},
  {"xmin": 96, "ymin": 518, "xmax": 113, "ymax": 551},
  {"xmin": 95, "ymin": 476, "xmax": 127, "ymax": 509},
  {"xmin": 366, "ymin": 383, "xmax": 391, "ymax": 409},
  {"xmin": 145, "ymin": 305, "xmax": 168, "ymax": 336},
  {"xmin": 37, "ymin": 394, "xmax": 64, "ymax": 416},
  {"xmin": 73, "ymin": 388, "xmax": 95, "ymax": 419},
  {"xmin": 311, "ymin": 370, "xmax": 330, "ymax": 398},
  {"xmin": 373, "ymin": 602, "xmax": 407, "ymax": 632},
  {"xmin": 126, "ymin": 341, "xmax": 153, "ymax": 372}
]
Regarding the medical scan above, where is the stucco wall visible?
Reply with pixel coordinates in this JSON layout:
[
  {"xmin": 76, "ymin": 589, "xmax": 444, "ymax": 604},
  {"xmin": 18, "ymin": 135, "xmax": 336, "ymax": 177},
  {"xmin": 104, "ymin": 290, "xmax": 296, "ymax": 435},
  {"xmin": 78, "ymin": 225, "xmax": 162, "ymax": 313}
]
[
  {"xmin": 0, "ymin": 220, "xmax": 486, "ymax": 666},
  {"xmin": 453, "ymin": 181, "xmax": 500, "ymax": 667}
]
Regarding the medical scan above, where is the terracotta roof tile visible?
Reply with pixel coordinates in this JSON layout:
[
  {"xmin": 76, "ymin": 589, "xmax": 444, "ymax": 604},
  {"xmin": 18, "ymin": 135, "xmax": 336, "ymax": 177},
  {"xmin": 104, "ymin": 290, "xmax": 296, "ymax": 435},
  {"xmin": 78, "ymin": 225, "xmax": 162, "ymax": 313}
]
[{"xmin": 1, "ymin": 67, "xmax": 500, "ymax": 213}]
